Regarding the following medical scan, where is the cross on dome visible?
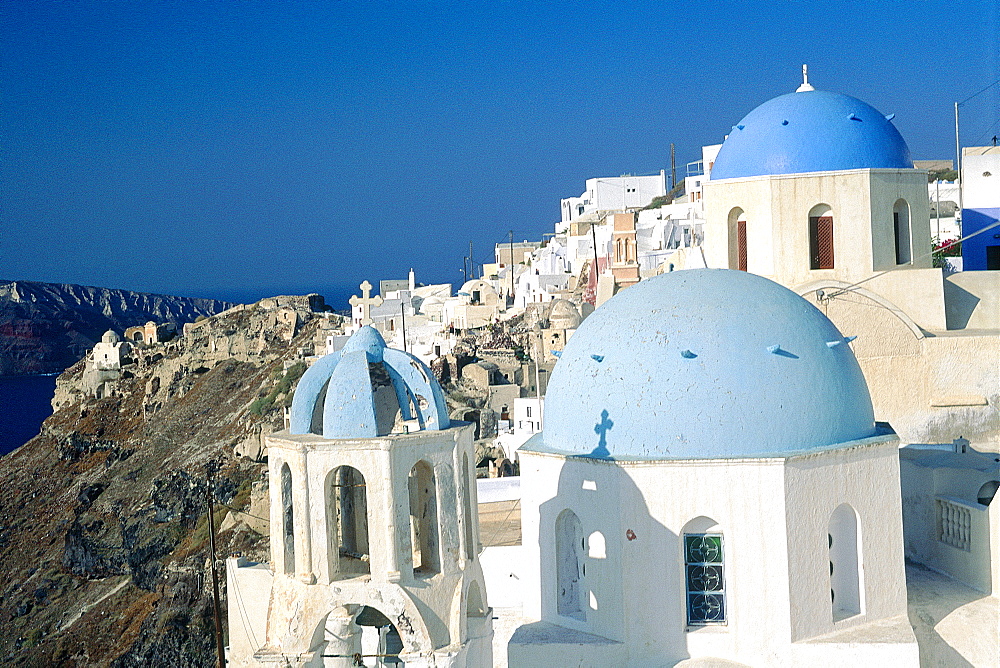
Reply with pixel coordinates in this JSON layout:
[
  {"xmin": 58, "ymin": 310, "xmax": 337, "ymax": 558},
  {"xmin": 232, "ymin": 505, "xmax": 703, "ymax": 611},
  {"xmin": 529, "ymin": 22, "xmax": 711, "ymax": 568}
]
[{"xmin": 349, "ymin": 280, "xmax": 383, "ymax": 326}]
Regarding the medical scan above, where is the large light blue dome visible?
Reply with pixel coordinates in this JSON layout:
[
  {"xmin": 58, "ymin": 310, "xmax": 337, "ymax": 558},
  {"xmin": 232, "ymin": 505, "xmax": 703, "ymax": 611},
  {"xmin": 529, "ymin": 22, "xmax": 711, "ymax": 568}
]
[
  {"xmin": 539, "ymin": 269, "xmax": 876, "ymax": 460},
  {"xmin": 710, "ymin": 90, "xmax": 913, "ymax": 179}
]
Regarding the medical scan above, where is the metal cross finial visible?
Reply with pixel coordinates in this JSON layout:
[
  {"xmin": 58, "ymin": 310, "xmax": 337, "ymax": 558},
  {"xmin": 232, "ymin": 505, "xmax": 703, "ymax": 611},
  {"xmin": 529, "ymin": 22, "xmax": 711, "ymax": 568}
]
[
  {"xmin": 349, "ymin": 280, "xmax": 383, "ymax": 326},
  {"xmin": 796, "ymin": 64, "xmax": 815, "ymax": 92}
]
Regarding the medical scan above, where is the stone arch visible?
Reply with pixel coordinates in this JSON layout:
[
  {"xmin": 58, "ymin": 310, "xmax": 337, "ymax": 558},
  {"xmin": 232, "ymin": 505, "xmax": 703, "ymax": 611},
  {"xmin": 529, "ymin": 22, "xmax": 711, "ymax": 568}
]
[
  {"xmin": 978, "ymin": 480, "xmax": 999, "ymax": 506},
  {"xmin": 462, "ymin": 452, "xmax": 475, "ymax": 560},
  {"xmin": 829, "ymin": 503, "xmax": 863, "ymax": 620},
  {"xmin": 408, "ymin": 460, "xmax": 440, "ymax": 576},
  {"xmin": 555, "ymin": 508, "xmax": 586, "ymax": 620},
  {"xmin": 809, "ymin": 203, "xmax": 835, "ymax": 270},
  {"xmin": 727, "ymin": 207, "xmax": 748, "ymax": 271},
  {"xmin": 466, "ymin": 580, "xmax": 487, "ymax": 618},
  {"xmin": 681, "ymin": 516, "xmax": 726, "ymax": 625},
  {"xmin": 325, "ymin": 465, "xmax": 370, "ymax": 581},
  {"xmin": 893, "ymin": 198, "xmax": 912, "ymax": 265},
  {"xmin": 281, "ymin": 463, "xmax": 295, "ymax": 575}
]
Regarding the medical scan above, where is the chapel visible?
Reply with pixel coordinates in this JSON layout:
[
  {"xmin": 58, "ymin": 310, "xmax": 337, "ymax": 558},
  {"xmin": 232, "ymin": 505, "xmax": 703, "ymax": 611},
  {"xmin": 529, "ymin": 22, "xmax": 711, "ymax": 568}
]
[
  {"xmin": 701, "ymin": 74, "xmax": 999, "ymax": 447},
  {"xmin": 508, "ymin": 268, "xmax": 919, "ymax": 666}
]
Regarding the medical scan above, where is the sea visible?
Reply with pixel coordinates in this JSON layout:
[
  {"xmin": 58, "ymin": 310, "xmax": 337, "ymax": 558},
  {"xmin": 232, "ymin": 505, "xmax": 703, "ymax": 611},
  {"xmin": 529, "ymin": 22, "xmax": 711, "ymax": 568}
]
[{"xmin": 0, "ymin": 374, "xmax": 57, "ymax": 457}]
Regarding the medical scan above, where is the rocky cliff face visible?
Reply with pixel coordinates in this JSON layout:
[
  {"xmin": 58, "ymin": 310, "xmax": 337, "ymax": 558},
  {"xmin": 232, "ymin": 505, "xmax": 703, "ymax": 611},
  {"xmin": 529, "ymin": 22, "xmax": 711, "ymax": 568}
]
[
  {"xmin": 0, "ymin": 280, "xmax": 236, "ymax": 376},
  {"xmin": 0, "ymin": 295, "xmax": 339, "ymax": 667}
]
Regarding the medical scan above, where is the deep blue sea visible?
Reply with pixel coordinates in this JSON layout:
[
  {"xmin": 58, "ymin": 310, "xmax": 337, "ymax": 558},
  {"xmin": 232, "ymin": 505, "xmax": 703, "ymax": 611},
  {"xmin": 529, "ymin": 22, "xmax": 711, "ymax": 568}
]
[{"xmin": 0, "ymin": 375, "xmax": 57, "ymax": 457}]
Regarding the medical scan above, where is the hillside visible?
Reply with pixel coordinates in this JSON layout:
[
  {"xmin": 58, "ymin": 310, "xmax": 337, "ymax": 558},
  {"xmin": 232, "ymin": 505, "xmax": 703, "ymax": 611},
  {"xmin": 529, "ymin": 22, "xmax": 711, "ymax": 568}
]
[
  {"xmin": 0, "ymin": 295, "xmax": 335, "ymax": 667},
  {"xmin": 0, "ymin": 280, "xmax": 235, "ymax": 376}
]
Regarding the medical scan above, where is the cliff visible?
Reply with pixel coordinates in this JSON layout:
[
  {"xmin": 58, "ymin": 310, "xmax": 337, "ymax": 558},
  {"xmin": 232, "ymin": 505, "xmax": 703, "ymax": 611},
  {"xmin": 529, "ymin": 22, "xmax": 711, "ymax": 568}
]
[
  {"xmin": 0, "ymin": 280, "xmax": 236, "ymax": 376},
  {"xmin": 0, "ymin": 294, "xmax": 340, "ymax": 667}
]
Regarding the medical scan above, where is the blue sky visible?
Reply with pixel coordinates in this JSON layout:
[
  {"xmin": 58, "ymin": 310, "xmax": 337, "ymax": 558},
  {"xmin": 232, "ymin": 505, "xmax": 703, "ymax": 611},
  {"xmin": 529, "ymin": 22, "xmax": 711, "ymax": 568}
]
[{"xmin": 2, "ymin": 1, "xmax": 998, "ymax": 305}]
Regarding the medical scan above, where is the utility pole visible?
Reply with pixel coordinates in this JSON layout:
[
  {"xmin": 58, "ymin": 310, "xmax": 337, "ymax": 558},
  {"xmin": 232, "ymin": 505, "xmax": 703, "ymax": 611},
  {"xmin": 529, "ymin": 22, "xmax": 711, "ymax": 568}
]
[
  {"xmin": 935, "ymin": 178, "xmax": 941, "ymax": 241},
  {"xmin": 400, "ymin": 300, "xmax": 407, "ymax": 353},
  {"xmin": 670, "ymin": 143, "xmax": 676, "ymax": 192},
  {"xmin": 955, "ymin": 102, "xmax": 963, "ymax": 227},
  {"xmin": 206, "ymin": 465, "xmax": 226, "ymax": 668},
  {"xmin": 508, "ymin": 230, "xmax": 515, "ymax": 306},
  {"xmin": 590, "ymin": 220, "xmax": 600, "ymax": 290},
  {"xmin": 469, "ymin": 240, "xmax": 475, "ymax": 280},
  {"xmin": 461, "ymin": 257, "xmax": 468, "ymax": 284}
]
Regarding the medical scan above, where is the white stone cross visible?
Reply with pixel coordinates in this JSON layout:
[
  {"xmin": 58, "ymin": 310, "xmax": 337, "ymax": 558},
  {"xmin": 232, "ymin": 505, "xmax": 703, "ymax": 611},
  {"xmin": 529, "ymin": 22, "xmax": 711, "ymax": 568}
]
[{"xmin": 349, "ymin": 280, "xmax": 383, "ymax": 326}]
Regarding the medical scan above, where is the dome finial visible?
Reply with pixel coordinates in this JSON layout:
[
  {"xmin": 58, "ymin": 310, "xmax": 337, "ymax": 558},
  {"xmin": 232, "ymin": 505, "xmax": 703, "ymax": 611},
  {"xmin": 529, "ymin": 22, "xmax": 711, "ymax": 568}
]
[{"xmin": 796, "ymin": 64, "xmax": 815, "ymax": 92}]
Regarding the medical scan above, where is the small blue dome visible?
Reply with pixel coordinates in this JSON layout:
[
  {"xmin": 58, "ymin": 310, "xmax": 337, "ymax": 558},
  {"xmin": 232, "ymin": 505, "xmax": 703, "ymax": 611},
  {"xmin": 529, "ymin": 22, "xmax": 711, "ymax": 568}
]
[
  {"xmin": 540, "ymin": 269, "xmax": 875, "ymax": 460},
  {"xmin": 288, "ymin": 326, "xmax": 450, "ymax": 438},
  {"xmin": 710, "ymin": 90, "xmax": 913, "ymax": 179}
]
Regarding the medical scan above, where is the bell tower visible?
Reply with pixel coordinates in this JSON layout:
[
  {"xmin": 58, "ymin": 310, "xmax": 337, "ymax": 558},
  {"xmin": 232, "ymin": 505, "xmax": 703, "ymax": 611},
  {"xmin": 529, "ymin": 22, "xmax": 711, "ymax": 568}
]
[{"xmin": 229, "ymin": 317, "xmax": 492, "ymax": 667}]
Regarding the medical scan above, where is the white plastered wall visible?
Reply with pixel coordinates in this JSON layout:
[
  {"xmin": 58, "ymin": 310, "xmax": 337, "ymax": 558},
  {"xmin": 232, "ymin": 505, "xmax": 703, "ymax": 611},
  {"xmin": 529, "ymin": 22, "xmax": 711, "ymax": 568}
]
[
  {"xmin": 703, "ymin": 169, "xmax": 943, "ymax": 329},
  {"xmin": 782, "ymin": 438, "xmax": 910, "ymax": 642},
  {"xmin": 249, "ymin": 424, "xmax": 492, "ymax": 666},
  {"xmin": 515, "ymin": 438, "xmax": 916, "ymax": 667}
]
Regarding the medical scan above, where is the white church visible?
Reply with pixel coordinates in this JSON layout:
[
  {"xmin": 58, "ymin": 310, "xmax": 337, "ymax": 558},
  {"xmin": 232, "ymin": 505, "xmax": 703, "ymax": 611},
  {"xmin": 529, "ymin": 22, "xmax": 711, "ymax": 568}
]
[{"xmin": 227, "ymin": 76, "xmax": 998, "ymax": 667}]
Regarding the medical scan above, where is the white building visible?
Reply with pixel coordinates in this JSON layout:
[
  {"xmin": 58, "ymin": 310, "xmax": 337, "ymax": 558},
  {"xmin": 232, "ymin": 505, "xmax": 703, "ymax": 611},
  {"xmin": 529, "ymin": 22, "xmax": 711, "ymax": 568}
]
[
  {"xmin": 510, "ymin": 269, "xmax": 919, "ymax": 666},
  {"xmin": 91, "ymin": 329, "xmax": 130, "ymax": 370},
  {"xmin": 700, "ymin": 79, "xmax": 1000, "ymax": 448},
  {"xmin": 560, "ymin": 172, "xmax": 667, "ymax": 224}
]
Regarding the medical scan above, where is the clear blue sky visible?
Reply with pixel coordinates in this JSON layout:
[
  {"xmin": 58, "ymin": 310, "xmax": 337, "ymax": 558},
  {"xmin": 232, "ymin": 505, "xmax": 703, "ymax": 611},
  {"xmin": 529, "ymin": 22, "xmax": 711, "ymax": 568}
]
[{"xmin": 3, "ymin": 1, "xmax": 998, "ymax": 306}]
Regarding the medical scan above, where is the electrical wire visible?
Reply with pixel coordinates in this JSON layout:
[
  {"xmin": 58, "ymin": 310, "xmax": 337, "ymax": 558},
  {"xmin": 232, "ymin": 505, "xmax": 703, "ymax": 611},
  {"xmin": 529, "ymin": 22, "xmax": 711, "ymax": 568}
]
[
  {"xmin": 959, "ymin": 77, "xmax": 1000, "ymax": 105},
  {"xmin": 230, "ymin": 568, "xmax": 260, "ymax": 652}
]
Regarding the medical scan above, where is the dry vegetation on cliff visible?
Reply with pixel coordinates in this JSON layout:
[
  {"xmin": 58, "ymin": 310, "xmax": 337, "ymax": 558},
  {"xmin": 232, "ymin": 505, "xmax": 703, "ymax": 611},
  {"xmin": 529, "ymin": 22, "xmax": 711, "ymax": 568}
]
[{"xmin": 0, "ymin": 297, "xmax": 331, "ymax": 667}]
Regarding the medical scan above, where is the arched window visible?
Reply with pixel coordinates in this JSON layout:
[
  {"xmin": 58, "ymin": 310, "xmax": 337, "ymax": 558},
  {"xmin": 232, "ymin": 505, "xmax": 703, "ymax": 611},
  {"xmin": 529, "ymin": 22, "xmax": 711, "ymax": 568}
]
[
  {"xmin": 684, "ymin": 536, "xmax": 726, "ymax": 624},
  {"xmin": 326, "ymin": 465, "xmax": 370, "ymax": 580},
  {"xmin": 727, "ymin": 207, "xmax": 748, "ymax": 271},
  {"xmin": 408, "ymin": 461, "xmax": 440, "ymax": 576},
  {"xmin": 894, "ymin": 199, "xmax": 912, "ymax": 265},
  {"xmin": 555, "ymin": 509, "xmax": 585, "ymax": 620},
  {"xmin": 829, "ymin": 503, "xmax": 863, "ymax": 620},
  {"xmin": 978, "ymin": 480, "xmax": 999, "ymax": 506},
  {"xmin": 809, "ymin": 204, "xmax": 835, "ymax": 270},
  {"xmin": 683, "ymin": 516, "xmax": 725, "ymax": 625},
  {"xmin": 462, "ymin": 453, "xmax": 475, "ymax": 560},
  {"xmin": 281, "ymin": 463, "xmax": 295, "ymax": 575}
]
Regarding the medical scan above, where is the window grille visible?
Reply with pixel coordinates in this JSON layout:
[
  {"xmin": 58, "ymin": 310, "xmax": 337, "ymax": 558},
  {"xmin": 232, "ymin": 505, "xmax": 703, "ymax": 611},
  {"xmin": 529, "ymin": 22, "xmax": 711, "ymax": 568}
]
[
  {"xmin": 810, "ymin": 216, "xmax": 835, "ymax": 269},
  {"xmin": 737, "ymin": 220, "xmax": 748, "ymax": 271},
  {"xmin": 936, "ymin": 498, "xmax": 971, "ymax": 551},
  {"xmin": 685, "ymin": 534, "xmax": 726, "ymax": 624}
]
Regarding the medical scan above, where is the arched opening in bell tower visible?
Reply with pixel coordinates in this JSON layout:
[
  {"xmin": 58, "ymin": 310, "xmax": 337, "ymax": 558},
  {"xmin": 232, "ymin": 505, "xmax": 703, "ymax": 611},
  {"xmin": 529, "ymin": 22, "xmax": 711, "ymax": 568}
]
[
  {"xmin": 408, "ymin": 460, "xmax": 440, "ymax": 576},
  {"xmin": 326, "ymin": 465, "xmax": 370, "ymax": 580}
]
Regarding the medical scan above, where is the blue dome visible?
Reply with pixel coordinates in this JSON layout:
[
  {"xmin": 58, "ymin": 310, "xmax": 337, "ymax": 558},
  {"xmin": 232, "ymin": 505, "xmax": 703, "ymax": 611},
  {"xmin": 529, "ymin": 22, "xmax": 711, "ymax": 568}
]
[
  {"xmin": 710, "ymin": 90, "xmax": 913, "ymax": 179},
  {"xmin": 289, "ymin": 326, "xmax": 450, "ymax": 438},
  {"xmin": 539, "ymin": 270, "xmax": 875, "ymax": 460}
]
